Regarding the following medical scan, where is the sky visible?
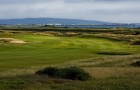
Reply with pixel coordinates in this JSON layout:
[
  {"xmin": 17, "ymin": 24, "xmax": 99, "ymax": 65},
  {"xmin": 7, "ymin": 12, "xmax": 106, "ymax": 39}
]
[{"xmin": 0, "ymin": 0, "xmax": 139, "ymax": 23}]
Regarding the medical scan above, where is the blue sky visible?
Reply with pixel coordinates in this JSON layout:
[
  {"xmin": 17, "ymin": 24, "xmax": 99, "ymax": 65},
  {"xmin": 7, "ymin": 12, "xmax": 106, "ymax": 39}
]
[{"xmin": 0, "ymin": 0, "xmax": 139, "ymax": 23}]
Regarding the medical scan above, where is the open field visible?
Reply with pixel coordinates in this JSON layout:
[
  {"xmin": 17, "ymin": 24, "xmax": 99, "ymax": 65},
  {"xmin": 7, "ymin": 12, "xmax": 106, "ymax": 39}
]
[{"xmin": 0, "ymin": 29, "xmax": 140, "ymax": 90}]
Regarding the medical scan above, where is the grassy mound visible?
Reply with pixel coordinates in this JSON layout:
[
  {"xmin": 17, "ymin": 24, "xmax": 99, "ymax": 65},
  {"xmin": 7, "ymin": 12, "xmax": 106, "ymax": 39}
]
[{"xmin": 36, "ymin": 67, "xmax": 91, "ymax": 81}]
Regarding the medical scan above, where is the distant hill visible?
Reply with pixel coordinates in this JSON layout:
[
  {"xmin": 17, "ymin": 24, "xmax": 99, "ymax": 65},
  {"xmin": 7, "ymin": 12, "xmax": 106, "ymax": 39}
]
[{"xmin": 0, "ymin": 18, "xmax": 109, "ymax": 25}]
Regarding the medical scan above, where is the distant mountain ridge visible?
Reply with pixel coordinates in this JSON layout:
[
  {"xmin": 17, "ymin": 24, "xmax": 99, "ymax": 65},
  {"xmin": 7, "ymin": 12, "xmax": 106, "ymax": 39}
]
[{"xmin": 0, "ymin": 18, "xmax": 109, "ymax": 25}]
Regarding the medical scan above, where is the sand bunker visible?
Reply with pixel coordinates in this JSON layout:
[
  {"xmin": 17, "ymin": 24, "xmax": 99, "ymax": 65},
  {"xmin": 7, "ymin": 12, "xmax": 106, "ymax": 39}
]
[{"xmin": 0, "ymin": 38, "xmax": 26, "ymax": 44}]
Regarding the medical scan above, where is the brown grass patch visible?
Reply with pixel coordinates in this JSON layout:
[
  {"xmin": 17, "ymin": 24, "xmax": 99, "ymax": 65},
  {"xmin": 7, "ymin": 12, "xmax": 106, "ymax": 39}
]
[{"xmin": 85, "ymin": 67, "xmax": 140, "ymax": 79}]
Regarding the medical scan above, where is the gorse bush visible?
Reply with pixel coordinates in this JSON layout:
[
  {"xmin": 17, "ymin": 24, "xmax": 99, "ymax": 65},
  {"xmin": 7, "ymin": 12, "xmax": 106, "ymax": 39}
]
[
  {"xmin": 36, "ymin": 67, "xmax": 91, "ymax": 81},
  {"xmin": 60, "ymin": 67, "xmax": 91, "ymax": 81},
  {"xmin": 130, "ymin": 39, "xmax": 140, "ymax": 45},
  {"xmin": 131, "ymin": 61, "xmax": 140, "ymax": 67},
  {"xmin": 36, "ymin": 67, "xmax": 60, "ymax": 77}
]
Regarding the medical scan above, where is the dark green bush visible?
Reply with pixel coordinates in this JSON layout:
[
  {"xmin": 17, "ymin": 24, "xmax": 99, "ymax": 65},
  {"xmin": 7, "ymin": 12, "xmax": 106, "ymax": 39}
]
[
  {"xmin": 36, "ymin": 67, "xmax": 60, "ymax": 77},
  {"xmin": 36, "ymin": 67, "xmax": 91, "ymax": 81},
  {"xmin": 131, "ymin": 61, "xmax": 140, "ymax": 67},
  {"xmin": 61, "ymin": 67, "xmax": 91, "ymax": 81},
  {"xmin": 131, "ymin": 40, "xmax": 140, "ymax": 45}
]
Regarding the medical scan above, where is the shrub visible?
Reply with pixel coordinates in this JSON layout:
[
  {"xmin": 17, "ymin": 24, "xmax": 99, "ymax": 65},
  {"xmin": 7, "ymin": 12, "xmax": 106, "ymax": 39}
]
[
  {"xmin": 130, "ymin": 39, "xmax": 140, "ymax": 45},
  {"xmin": 61, "ymin": 67, "xmax": 91, "ymax": 81},
  {"xmin": 36, "ymin": 67, "xmax": 60, "ymax": 77},
  {"xmin": 36, "ymin": 67, "xmax": 91, "ymax": 81},
  {"xmin": 131, "ymin": 61, "xmax": 140, "ymax": 67}
]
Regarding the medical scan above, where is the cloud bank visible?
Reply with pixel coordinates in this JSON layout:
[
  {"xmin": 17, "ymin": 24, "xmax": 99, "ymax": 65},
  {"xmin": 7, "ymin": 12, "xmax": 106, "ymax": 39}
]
[{"xmin": 0, "ymin": 0, "xmax": 139, "ymax": 23}]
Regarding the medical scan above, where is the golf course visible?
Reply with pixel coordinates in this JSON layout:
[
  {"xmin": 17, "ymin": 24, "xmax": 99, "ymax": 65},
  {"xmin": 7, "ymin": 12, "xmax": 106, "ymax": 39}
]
[{"xmin": 0, "ymin": 29, "xmax": 140, "ymax": 90}]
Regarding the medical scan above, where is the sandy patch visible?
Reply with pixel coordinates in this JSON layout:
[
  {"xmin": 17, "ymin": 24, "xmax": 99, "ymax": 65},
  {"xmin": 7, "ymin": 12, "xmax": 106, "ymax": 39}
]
[{"xmin": 0, "ymin": 38, "xmax": 26, "ymax": 44}]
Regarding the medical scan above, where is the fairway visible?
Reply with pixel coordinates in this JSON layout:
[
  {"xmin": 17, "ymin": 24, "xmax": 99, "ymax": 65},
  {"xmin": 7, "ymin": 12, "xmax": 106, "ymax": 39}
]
[{"xmin": 0, "ymin": 33, "xmax": 139, "ymax": 71}]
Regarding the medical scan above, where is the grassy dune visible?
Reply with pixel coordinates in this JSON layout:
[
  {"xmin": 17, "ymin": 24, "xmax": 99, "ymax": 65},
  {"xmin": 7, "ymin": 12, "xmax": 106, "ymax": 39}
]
[{"xmin": 0, "ymin": 31, "xmax": 140, "ymax": 90}]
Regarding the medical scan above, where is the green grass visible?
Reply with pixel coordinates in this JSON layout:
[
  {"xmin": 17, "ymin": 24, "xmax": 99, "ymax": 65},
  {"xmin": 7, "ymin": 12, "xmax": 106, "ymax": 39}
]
[
  {"xmin": 0, "ymin": 33, "xmax": 139, "ymax": 71},
  {"xmin": 0, "ymin": 31, "xmax": 140, "ymax": 90}
]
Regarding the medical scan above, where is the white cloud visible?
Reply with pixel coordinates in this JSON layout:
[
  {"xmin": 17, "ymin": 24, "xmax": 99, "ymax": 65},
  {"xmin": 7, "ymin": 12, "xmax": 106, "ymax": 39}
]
[{"xmin": 0, "ymin": 0, "xmax": 139, "ymax": 23}]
